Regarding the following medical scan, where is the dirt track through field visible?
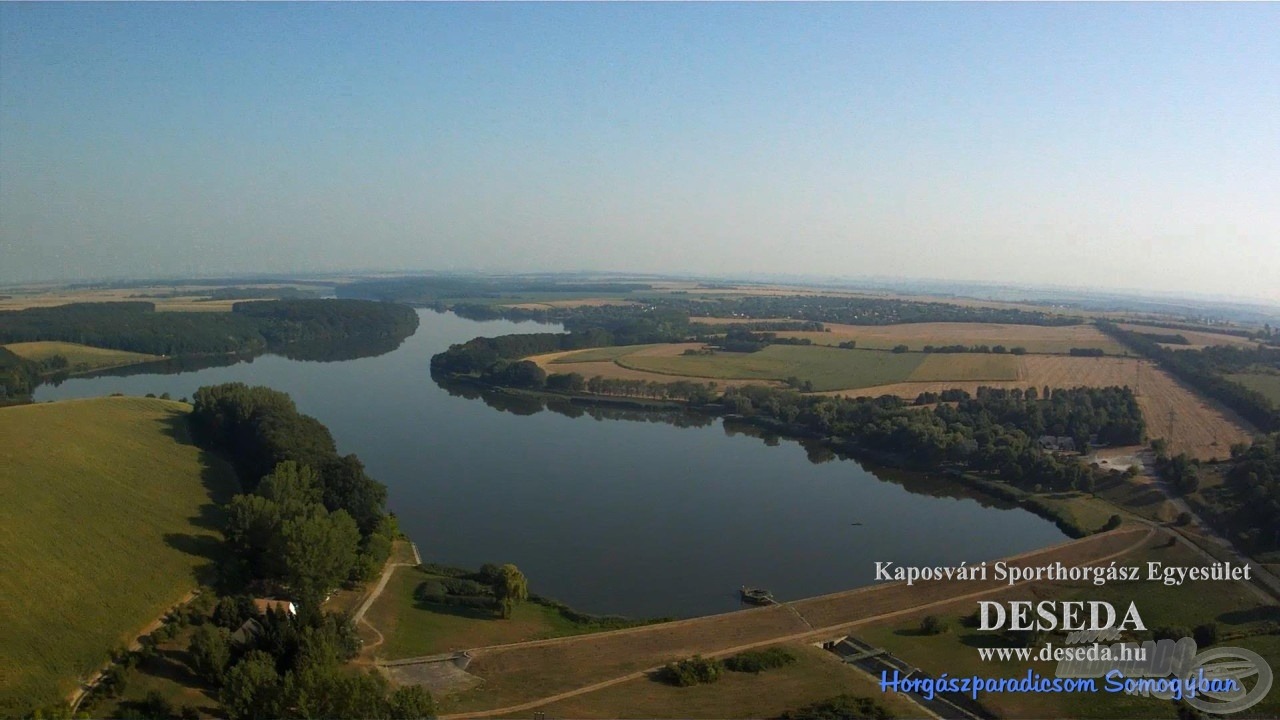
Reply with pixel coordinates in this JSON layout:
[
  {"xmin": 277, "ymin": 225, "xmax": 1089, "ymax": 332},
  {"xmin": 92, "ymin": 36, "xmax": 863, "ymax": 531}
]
[{"xmin": 432, "ymin": 527, "xmax": 1153, "ymax": 718}]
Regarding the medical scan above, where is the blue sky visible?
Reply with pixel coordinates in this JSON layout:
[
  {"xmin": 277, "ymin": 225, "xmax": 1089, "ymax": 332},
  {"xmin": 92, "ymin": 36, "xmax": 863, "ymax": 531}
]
[{"xmin": 2, "ymin": 3, "xmax": 1277, "ymax": 300}]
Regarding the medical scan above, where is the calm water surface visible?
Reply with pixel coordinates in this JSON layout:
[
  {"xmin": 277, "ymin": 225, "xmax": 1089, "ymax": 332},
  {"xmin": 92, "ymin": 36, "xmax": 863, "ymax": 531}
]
[{"xmin": 36, "ymin": 311, "xmax": 1064, "ymax": 618}]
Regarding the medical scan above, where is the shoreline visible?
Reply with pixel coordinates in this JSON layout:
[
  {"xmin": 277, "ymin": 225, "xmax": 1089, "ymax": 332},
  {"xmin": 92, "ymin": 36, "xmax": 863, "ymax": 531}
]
[{"xmin": 434, "ymin": 373, "xmax": 1099, "ymax": 538}]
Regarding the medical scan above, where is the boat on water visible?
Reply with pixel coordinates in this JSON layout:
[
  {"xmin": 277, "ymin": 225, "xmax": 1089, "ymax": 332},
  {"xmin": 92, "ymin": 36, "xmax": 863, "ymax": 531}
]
[{"xmin": 740, "ymin": 586, "xmax": 775, "ymax": 605}]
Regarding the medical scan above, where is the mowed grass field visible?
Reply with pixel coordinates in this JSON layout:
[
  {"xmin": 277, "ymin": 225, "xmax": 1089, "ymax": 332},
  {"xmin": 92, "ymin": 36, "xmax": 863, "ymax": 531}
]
[
  {"xmin": 363, "ymin": 566, "xmax": 596, "ymax": 661},
  {"xmin": 1227, "ymin": 372, "xmax": 1280, "ymax": 405},
  {"xmin": 4, "ymin": 341, "xmax": 162, "ymax": 371},
  {"xmin": 545, "ymin": 343, "xmax": 1019, "ymax": 392},
  {"xmin": 615, "ymin": 345, "xmax": 927, "ymax": 392},
  {"xmin": 0, "ymin": 397, "xmax": 238, "ymax": 713}
]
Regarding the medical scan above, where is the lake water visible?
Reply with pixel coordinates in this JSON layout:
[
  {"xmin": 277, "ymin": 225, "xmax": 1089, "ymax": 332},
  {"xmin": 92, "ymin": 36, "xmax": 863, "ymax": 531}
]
[{"xmin": 36, "ymin": 310, "xmax": 1065, "ymax": 619}]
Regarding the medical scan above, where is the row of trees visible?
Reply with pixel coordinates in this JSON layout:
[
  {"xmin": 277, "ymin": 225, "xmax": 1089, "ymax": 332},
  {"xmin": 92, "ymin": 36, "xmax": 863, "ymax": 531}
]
[
  {"xmin": 0, "ymin": 299, "xmax": 418, "ymax": 358},
  {"xmin": 921, "ymin": 344, "xmax": 1029, "ymax": 355},
  {"xmin": 1098, "ymin": 321, "xmax": 1279, "ymax": 432}
]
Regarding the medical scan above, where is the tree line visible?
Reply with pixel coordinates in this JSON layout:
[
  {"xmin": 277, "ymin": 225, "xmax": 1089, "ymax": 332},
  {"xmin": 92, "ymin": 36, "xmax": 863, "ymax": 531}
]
[
  {"xmin": 716, "ymin": 384, "xmax": 1144, "ymax": 494},
  {"xmin": 429, "ymin": 310, "xmax": 691, "ymax": 376},
  {"xmin": 0, "ymin": 299, "xmax": 418, "ymax": 358},
  {"xmin": 1097, "ymin": 321, "xmax": 1279, "ymax": 432}
]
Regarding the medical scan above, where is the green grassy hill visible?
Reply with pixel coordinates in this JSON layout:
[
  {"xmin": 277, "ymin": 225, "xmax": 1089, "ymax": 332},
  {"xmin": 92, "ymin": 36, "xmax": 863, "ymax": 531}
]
[
  {"xmin": 0, "ymin": 397, "xmax": 238, "ymax": 713},
  {"xmin": 3, "ymin": 341, "xmax": 161, "ymax": 373}
]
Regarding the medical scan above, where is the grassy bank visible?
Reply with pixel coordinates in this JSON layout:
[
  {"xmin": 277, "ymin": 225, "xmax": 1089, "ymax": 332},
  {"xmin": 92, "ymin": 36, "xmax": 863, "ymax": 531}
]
[{"xmin": 0, "ymin": 397, "xmax": 238, "ymax": 713}]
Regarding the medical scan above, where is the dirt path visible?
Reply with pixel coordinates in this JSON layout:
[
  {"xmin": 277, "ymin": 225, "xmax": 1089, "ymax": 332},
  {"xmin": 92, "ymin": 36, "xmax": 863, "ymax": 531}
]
[
  {"xmin": 354, "ymin": 541, "xmax": 421, "ymax": 658},
  {"xmin": 436, "ymin": 527, "xmax": 1155, "ymax": 719},
  {"xmin": 68, "ymin": 590, "xmax": 197, "ymax": 711}
]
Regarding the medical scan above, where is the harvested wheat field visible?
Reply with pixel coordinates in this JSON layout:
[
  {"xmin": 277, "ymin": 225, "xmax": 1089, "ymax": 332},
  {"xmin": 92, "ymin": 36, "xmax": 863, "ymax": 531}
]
[
  {"xmin": 831, "ymin": 355, "xmax": 1255, "ymax": 461},
  {"xmin": 772, "ymin": 321, "xmax": 1126, "ymax": 355}
]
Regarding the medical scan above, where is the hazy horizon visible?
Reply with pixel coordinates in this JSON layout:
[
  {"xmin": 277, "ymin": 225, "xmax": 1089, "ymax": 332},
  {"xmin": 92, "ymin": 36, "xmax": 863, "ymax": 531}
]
[{"xmin": 3, "ymin": 4, "xmax": 1277, "ymax": 301}]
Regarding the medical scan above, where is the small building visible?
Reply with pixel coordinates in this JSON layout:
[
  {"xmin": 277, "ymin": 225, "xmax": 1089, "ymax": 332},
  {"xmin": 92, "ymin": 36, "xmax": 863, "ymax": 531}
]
[{"xmin": 229, "ymin": 618, "xmax": 263, "ymax": 648}]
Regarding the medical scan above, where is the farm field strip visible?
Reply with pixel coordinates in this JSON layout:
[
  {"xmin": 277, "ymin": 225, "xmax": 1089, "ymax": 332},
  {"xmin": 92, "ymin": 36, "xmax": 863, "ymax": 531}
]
[
  {"xmin": 770, "ymin": 321, "xmax": 1127, "ymax": 355},
  {"xmin": 1227, "ymin": 372, "xmax": 1280, "ymax": 405},
  {"xmin": 907, "ymin": 352, "xmax": 1021, "ymax": 382},
  {"xmin": 613, "ymin": 344, "xmax": 924, "ymax": 392}
]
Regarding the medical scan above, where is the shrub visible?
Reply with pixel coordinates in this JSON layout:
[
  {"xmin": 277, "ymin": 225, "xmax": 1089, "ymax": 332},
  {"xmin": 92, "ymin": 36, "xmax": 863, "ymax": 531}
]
[
  {"xmin": 414, "ymin": 580, "xmax": 448, "ymax": 602},
  {"xmin": 1193, "ymin": 623, "xmax": 1219, "ymax": 647},
  {"xmin": 919, "ymin": 615, "xmax": 947, "ymax": 635},
  {"xmin": 723, "ymin": 647, "xmax": 796, "ymax": 673},
  {"xmin": 780, "ymin": 694, "xmax": 892, "ymax": 720},
  {"xmin": 658, "ymin": 655, "xmax": 723, "ymax": 687},
  {"xmin": 442, "ymin": 577, "xmax": 488, "ymax": 596}
]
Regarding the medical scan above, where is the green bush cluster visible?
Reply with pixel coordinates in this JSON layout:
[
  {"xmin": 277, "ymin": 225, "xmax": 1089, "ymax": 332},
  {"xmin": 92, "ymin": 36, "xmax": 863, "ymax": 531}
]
[
  {"xmin": 657, "ymin": 655, "xmax": 723, "ymax": 687},
  {"xmin": 722, "ymin": 647, "xmax": 796, "ymax": 674}
]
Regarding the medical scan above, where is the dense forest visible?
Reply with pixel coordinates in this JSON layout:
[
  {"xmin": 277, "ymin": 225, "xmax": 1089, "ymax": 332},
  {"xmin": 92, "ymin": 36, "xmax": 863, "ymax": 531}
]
[
  {"xmin": 1097, "ymin": 321, "xmax": 1280, "ymax": 432},
  {"xmin": 1191, "ymin": 435, "xmax": 1280, "ymax": 553},
  {"xmin": 189, "ymin": 383, "xmax": 396, "ymax": 595},
  {"xmin": 0, "ymin": 299, "xmax": 418, "ymax": 358},
  {"xmin": 714, "ymin": 384, "xmax": 1144, "ymax": 493},
  {"xmin": 0, "ymin": 347, "xmax": 40, "ymax": 399}
]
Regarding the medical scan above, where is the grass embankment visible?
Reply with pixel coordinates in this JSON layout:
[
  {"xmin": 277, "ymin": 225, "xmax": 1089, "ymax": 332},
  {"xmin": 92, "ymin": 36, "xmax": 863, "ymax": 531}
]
[
  {"xmin": 4, "ymin": 341, "xmax": 162, "ymax": 373},
  {"xmin": 365, "ymin": 566, "xmax": 643, "ymax": 661},
  {"xmin": 0, "ymin": 397, "xmax": 237, "ymax": 713},
  {"xmin": 503, "ymin": 643, "xmax": 922, "ymax": 719},
  {"xmin": 434, "ymin": 530, "xmax": 1147, "ymax": 714},
  {"xmin": 857, "ymin": 538, "xmax": 1280, "ymax": 720}
]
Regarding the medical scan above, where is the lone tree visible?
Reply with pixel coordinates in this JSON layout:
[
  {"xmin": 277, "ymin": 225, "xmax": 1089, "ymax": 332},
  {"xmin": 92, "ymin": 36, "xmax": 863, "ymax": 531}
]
[{"xmin": 492, "ymin": 563, "xmax": 529, "ymax": 619}]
